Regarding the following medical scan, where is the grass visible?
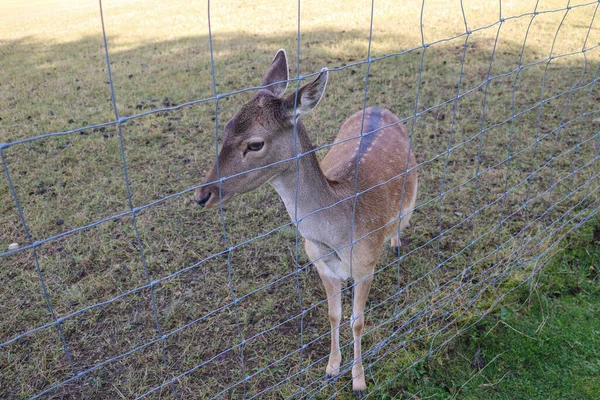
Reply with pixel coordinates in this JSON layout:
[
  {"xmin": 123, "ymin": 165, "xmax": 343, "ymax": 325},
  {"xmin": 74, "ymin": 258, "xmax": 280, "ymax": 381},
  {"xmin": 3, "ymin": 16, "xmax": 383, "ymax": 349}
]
[
  {"xmin": 1, "ymin": 0, "xmax": 599, "ymax": 398},
  {"xmin": 376, "ymin": 218, "xmax": 600, "ymax": 399}
]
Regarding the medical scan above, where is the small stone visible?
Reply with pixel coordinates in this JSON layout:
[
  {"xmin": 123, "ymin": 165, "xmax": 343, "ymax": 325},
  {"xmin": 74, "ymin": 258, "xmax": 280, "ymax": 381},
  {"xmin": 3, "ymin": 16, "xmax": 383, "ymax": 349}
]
[
  {"xmin": 8, "ymin": 243, "xmax": 19, "ymax": 251},
  {"xmin": 593, "ymin": 118, "xmax": 600, "ymax": 124}
]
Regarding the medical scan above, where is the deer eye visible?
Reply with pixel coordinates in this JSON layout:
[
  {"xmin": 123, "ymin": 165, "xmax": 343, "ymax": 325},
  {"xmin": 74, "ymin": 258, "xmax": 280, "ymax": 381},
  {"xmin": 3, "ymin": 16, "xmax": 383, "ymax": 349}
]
[{"xmin": 247, "ymin": 141, "xmax": 264, "ymax": 152}]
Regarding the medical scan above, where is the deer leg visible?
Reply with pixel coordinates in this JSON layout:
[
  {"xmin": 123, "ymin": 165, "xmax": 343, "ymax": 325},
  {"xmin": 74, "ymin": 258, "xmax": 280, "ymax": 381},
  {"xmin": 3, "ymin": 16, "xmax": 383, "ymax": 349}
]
[
  {"xmin": 391, "ymin": 207, "xmax": 415, "ymax": 255},
  {"xmin": 390, "ymin": 235, "xmax": 401, "ymax": 256},
  {"xmin": 392, "ymin": 185, "xmax": 417, "ymax": 255},
  {"xmin": 316, "ymin": 264, "xmax": 342, "ymax": 380},
  {"xmin": 351, "ymin": 274, "xmax": 373, "ymax": 396}
]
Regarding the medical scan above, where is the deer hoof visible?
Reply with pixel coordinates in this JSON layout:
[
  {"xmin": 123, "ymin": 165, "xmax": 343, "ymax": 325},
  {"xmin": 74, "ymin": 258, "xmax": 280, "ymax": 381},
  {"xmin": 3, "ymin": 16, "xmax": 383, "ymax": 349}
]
[
  {"xmin": 354, "ymin": 389, "xmax": 367, "ymax": 398},
  {"xmin": 391, "ymin": 246, "xmax": 400, "ymax": 256},
  {"xmin": 325, "ymin": 373, "xmax": 339, "ymax": 384}
]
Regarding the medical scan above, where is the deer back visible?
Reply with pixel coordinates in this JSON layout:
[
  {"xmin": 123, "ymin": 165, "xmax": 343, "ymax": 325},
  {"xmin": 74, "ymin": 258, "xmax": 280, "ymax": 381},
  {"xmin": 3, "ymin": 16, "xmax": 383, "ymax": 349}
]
[{"xmin": 321, "ymin": 107, "xmax": 417, "ymax": 237}]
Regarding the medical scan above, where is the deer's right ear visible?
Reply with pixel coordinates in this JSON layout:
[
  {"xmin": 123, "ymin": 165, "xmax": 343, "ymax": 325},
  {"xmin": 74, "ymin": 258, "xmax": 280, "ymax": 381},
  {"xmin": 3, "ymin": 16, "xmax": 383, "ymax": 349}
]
[{"xmin": 261, "ymin": 49, "xmax": 289, "ymax": 98}]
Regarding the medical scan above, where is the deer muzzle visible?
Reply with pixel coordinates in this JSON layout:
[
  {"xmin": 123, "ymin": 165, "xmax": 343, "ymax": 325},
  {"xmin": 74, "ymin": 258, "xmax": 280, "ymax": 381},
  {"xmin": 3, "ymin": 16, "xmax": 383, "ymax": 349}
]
[
  {"xmin": 194, "ymin": 190, "xmax": 211, "ymax": 207},
  {"xmin": 194, "ymin": 186, "xmax": 219, "ymax": 208}
]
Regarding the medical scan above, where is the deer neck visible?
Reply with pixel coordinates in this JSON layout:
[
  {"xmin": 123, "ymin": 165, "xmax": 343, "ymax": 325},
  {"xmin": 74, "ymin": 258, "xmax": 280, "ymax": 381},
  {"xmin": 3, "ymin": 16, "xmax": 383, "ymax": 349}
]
[{"xmin": 269, "ymin": 121, "xmax": 341, "ymax": 227}]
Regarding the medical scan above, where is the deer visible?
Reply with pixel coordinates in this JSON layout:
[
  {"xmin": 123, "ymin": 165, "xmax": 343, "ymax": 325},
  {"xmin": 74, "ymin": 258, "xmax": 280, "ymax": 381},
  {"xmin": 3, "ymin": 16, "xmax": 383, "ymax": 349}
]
[{"xmin": 194, "ymin": 49, "xmax": 418, "ymax": 397}]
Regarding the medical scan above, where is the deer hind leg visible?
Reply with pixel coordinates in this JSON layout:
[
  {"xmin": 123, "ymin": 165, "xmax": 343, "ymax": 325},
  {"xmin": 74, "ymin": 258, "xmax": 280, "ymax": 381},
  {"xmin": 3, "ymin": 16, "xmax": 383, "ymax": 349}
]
[
  {"xmin": 390, "ymin": 183, "xmax": 417, "ymax": 255},
  {"xmin": 351, "ymin": 273, "xmax": 373, "ymax": 396},
  {"xmin": 315, "ymin": 261, "xmax": 343, "ymax": 380},
  {"xmin": 390, "ymin": 210, "xmax": 412, "ymax": 255}
]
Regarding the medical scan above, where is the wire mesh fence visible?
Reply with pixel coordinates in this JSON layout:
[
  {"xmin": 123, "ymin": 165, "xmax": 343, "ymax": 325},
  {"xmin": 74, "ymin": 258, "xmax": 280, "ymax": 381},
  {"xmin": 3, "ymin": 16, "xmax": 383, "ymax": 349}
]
[{"xmin": 1, "ymin": 0, "xmax": 599, "ymax": 398}]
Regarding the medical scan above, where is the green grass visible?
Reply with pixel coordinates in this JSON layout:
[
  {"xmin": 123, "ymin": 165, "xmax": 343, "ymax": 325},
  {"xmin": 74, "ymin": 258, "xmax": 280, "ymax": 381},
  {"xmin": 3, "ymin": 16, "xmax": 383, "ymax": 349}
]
[
  {"xmin": 1, "ymin": 0, "xmax": 599, "ymax": 398},
  {"xmin": 372, "ymin": 219, "xmax": 600, "ymax": 399}
]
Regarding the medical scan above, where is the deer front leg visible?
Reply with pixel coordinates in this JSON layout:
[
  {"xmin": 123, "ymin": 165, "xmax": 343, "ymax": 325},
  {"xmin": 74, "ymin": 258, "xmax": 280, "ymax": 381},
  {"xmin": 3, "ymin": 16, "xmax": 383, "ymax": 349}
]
[
  {"xmin": 351, "ymin": 274, "xmax": 373, "ymax": 397},
  {"xmin": 315, "ymin": 263, "xmax": 342, "ymax": 380}
]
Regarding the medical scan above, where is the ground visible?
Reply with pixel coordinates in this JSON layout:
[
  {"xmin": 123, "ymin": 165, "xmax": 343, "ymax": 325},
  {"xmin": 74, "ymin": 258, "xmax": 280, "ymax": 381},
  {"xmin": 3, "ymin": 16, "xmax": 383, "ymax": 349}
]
[
  {"xmin": 0, "ymin": 0, "xmax": 599, "ymax": 398},
  {"xmin": 378, "ymin": 219, "xmax": 600, "ymax": 399}
]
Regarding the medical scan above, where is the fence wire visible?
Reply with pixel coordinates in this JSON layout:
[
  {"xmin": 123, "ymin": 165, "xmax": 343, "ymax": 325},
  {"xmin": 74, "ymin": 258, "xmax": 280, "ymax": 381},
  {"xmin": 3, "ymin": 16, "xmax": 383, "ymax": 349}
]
[{"xmin": 1, "ymin": 0, "xmax": 599, "ymax": 399}]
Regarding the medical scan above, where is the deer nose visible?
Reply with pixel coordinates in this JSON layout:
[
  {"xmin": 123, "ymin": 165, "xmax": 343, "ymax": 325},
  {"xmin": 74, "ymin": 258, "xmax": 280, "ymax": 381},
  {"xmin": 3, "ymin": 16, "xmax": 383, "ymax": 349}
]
[{"xmin": 195, "ymin": 191, "xmax": 212, "ymax": 207}]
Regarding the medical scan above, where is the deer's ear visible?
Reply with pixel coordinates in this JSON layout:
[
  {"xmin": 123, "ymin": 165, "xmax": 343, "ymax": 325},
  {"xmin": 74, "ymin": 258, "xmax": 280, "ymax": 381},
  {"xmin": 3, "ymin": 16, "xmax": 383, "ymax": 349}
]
[
  {"xmin": 261, "ymin": 49, "xmax": 289, "ymax": 98},
  {"xmin": 284, "ymin": 68, "xmax": 328, "ymax": 117}
]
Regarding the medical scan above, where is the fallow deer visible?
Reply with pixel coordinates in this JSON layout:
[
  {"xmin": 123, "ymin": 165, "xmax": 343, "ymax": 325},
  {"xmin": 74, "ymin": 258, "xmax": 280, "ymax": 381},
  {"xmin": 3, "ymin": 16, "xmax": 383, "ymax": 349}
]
[{"xmin": 194, "ymin": 49, "xmax": 418, "ymax": 396}]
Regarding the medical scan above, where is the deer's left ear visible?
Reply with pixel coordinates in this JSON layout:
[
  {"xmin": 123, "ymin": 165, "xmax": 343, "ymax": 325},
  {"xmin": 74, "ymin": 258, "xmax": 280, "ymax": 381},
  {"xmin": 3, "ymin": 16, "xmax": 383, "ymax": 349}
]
[
  {"xmin": 261, "ymin": 49, "xmax": 289, "ymax": 97},
  {"xmin": 284, "ymin": 68, "xmax": 329, "ymax": 117}
]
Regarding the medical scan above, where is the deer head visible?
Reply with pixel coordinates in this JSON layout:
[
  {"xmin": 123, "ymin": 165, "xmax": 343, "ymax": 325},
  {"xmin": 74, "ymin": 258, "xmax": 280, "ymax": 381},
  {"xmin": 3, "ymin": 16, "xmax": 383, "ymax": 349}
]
[{"xmin": 194, "ymin": 49, "xmax": 328, "ymax": 208}]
